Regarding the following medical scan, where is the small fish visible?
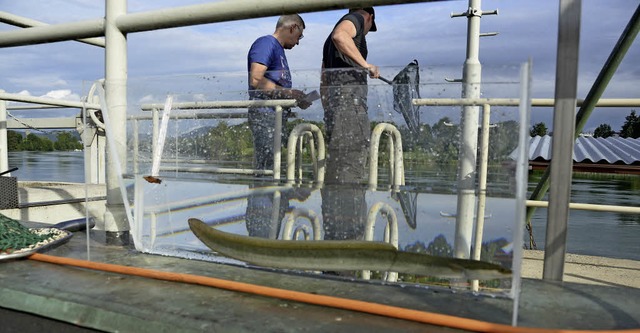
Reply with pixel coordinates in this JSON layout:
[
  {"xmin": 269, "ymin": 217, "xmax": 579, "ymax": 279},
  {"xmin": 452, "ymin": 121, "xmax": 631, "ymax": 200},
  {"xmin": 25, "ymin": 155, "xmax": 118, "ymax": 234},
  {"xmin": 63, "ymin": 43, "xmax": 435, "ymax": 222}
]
[
  {"xmin": 143, "ymin": 175, "xmax": 162, "ymax": 184},
  {"xmin": 188, "ymin": 218, "xmax": 511, "ymax": 280}
]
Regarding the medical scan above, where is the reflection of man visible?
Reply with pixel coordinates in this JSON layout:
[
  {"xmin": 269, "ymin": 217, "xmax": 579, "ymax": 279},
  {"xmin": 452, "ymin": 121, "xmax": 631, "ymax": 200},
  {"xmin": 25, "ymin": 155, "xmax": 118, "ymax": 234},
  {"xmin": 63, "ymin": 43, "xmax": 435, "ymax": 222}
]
[
  {"xmin": 320, "ymin": 8, "xmax": 379, "ymax": 240},
  {"xmin": 245, "ymin": 14, "xmax": 311, "ymax": 238}
]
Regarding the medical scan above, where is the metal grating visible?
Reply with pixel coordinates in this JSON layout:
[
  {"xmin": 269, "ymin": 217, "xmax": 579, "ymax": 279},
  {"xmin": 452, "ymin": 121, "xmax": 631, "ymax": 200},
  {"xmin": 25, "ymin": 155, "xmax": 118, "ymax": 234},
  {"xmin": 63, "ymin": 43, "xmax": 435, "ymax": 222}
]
[{"xmin": 0, "ymin": 177, "xmax": 19, "ymax": 209}]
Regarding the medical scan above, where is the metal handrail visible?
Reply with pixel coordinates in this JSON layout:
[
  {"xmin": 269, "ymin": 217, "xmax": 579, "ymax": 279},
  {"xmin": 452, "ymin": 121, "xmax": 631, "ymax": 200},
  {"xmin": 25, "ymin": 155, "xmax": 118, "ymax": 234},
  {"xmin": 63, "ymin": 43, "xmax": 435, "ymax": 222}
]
[
  {"xmin": 413, "ymin": 97, "xmax": 640, "ymax": 107},
  {"xmin": 368, "ymin": 123, "xmax": 405, "ymax": 190},
  {"xmin": 363, "ymin": 202, "xmax": 399, "ymax": 282},
  {"xmin": 282, "ymin": 208, "xmax": 322, "ymax": 241},
  {"xmin": 286, "ymin": 123, "xmax": 326, "ymax": 184}
]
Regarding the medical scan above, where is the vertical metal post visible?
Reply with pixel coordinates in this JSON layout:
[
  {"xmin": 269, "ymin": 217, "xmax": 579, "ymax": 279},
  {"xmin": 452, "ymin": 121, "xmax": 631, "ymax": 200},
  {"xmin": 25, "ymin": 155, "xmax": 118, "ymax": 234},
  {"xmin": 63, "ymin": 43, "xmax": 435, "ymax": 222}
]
[
  {"xmin": 543, "ymin": 0, "xmax": 581, "ymax": 281},
  {"xmin": 454, "ymin": 0, "xmax": 482, "ymax": 259},
  {"xmin": 471, "ymin": 104, "xmax": 490, "ymax": 292},
  {"xmin": 273, "ymin": 105, "xmax": 282, "ymax": 180},
  {"xmin": 0, "ymin": 91, "xmax": 8, "ymax": 174},
  {"xmin": 103, "ymin": 0, "xmax": 130, "ymax": 244}
]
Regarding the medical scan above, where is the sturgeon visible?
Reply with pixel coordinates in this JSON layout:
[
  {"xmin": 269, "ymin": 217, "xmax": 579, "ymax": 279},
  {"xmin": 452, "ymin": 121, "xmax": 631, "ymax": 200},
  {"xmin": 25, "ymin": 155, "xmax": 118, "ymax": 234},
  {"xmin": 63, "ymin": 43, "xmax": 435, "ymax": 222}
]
[{"xmin": 188, "ymin": 218, "xmax": 512, "ymax": 280}]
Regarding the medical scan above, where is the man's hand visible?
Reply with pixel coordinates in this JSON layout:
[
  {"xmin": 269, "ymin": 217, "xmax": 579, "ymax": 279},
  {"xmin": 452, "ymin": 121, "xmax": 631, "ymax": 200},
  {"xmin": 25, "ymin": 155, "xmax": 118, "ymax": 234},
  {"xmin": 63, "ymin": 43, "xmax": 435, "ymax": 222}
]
[
  {"xmin": 291, "ymin": 89, "xmax": 312, "ymax": 110},
  {"xmin": 367, "ymin": 64, "xmax": 380, "ymax": 79}
]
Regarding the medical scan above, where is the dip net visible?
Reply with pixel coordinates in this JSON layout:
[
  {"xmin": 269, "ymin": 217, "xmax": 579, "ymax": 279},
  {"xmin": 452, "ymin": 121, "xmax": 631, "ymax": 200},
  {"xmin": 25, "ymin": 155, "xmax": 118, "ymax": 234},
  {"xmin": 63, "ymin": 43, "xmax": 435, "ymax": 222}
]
[
  {"xmin": 391, "ymin": 59, "xmax": 421, "ymax": 136},
  {"xmin": 0, "ymin": 213, "xmax": 54, "ymax": 253}
]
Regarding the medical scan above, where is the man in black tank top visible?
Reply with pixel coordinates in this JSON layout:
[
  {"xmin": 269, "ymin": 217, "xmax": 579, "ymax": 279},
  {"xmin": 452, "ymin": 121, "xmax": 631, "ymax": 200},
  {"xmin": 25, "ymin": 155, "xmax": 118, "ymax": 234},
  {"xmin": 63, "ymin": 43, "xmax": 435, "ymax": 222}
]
[{"xmin": 320, "ymin": 8, "xmax": 379, "ymax": 242}]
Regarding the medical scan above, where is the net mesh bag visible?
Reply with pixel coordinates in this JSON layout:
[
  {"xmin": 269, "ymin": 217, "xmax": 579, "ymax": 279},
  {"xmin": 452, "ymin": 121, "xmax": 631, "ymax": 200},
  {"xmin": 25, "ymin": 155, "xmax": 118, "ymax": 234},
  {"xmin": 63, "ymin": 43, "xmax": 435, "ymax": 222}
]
[
  {"xmin": 392, "ymin": 59, "xmax": 421, "ymax": 135},
  {"xmin": 0, "ymin": 213, "xmax": 54, "ymax": 253}
]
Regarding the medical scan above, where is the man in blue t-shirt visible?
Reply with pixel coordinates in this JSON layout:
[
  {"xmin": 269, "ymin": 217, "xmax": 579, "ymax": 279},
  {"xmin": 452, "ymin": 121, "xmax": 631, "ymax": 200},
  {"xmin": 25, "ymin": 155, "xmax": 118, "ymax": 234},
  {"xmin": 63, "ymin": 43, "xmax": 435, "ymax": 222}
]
[
  {"xmin": 247, "ymin": 14, "xmax": 310, "ymax": 172},
  {"xmin": 245, "ymin": 14, "xmax": 311, "ymax": 239}
]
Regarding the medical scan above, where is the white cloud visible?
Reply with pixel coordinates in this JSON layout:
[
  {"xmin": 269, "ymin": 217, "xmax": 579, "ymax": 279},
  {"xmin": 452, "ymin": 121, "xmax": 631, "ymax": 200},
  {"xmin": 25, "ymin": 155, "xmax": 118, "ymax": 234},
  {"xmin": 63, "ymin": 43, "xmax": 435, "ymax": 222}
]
[{"xmin": 41, "ymin": 89, "xmax": 80, "ymax": 101}]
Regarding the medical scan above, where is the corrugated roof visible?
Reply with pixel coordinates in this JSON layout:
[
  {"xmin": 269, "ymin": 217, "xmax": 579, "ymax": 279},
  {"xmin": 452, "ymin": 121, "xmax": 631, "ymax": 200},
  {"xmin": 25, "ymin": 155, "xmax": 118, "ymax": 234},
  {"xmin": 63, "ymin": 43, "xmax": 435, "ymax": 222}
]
[{"xmin": 528, "ymin": 135, "xmax": 640, "ymax": 165}]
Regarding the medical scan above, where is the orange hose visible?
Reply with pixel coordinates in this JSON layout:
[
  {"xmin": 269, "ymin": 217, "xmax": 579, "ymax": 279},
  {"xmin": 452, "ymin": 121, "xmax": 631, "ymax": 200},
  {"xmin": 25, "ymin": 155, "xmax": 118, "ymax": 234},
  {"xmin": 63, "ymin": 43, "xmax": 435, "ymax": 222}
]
[{"xmin": 28, "ymin": 253, "xmax": 639, "ymax": 333}]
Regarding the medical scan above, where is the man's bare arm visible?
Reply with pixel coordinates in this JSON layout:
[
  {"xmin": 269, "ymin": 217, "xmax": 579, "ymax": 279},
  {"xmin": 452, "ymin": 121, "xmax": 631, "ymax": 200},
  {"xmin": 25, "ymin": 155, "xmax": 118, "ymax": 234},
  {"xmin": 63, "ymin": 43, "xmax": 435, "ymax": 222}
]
[
  {"xmin": 249, "ymin": 62, "xmax": 311, "ymax": 109},
  {"xmin": 331, "ymin": 20, "xmax": 379, "ymax": 78}
]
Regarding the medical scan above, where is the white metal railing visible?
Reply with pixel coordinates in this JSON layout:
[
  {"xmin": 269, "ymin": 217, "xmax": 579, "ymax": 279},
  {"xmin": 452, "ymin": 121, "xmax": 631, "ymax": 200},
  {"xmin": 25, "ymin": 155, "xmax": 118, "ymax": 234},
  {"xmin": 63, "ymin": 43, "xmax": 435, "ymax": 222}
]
[
  {"xmin": 368, "ymin": 123, "xmax": 405, "ymax": 189},
  {"xmin": 412, "ymin": 97, "xmax": 640, "ymax": 107},
  {"xmin": 363, "ymin": 202, "xmax": 399, "ymax": 282},
  {"xmin": 282, "ymin": 208, "xmax": 322, "ymax": 241},
  {"xmin": 286, "ymin": 123, "xmax": 326, "ymax": 184}
]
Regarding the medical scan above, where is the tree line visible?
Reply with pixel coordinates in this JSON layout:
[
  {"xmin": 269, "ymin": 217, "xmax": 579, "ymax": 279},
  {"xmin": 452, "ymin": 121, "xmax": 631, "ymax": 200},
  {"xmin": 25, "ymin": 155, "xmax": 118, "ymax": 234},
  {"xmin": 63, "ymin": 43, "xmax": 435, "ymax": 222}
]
[
  {"xmin": 6, "ymin": 130, "xmax": 83, "ymax": 151},
  {"xmin": 153, "ymin": 117, "xmax": 521, "ymax": 168},
  {"xmin": 530, "ymin": 109, "xmax": 640, "ymax": 138}
]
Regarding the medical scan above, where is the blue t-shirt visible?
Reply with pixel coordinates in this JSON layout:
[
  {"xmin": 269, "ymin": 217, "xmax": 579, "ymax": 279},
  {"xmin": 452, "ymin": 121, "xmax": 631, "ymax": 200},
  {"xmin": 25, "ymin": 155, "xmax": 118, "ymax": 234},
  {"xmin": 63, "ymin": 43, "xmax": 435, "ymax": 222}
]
[{"xmin": 247, "ymin": 35, "xmax": 292, "ymax": 97}]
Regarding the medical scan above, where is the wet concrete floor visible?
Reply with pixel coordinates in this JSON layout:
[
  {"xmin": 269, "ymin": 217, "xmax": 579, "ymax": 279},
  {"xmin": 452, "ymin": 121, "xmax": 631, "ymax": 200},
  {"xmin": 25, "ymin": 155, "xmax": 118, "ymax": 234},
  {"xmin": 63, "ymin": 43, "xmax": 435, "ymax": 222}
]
[{"xmin": 1, "ymin": 225, "xmax": 639, "ymax": 332}]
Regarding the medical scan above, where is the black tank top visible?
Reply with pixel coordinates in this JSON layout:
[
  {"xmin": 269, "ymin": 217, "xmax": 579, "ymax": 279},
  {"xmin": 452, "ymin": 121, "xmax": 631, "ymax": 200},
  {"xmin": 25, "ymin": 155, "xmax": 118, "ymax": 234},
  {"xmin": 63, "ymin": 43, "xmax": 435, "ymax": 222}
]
[{"xmin": 322, "ymin": 12, "xmax": 368, "ymax": 69}]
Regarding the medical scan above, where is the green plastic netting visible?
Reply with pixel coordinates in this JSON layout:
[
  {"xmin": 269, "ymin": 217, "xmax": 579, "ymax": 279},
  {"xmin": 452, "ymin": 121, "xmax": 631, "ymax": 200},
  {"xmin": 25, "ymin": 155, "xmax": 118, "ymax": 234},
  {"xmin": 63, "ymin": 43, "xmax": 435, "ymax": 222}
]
[{"xmin": 0, "ymin": 214, "xmax": 54, "ymax": 253}]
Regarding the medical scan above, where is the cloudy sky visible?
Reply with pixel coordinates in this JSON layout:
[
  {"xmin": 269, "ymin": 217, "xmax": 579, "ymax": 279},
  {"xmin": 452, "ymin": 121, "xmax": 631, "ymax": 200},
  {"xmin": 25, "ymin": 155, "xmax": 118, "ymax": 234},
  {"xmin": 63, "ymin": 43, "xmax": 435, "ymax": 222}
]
[{"xmin": 1, "ymin": 0, "xmax": 638, "ymax": 131}]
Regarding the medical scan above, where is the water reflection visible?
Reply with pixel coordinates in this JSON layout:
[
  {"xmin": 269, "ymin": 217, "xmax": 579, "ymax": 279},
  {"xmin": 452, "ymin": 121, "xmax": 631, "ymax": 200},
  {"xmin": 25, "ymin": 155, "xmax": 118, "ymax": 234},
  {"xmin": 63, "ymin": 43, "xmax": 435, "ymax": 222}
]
[
  {"xmin": 8, "ymin": 151, "xmax": 84, "ymax": 183},
  {"xmin": 133, "ymin": 175, "xmax": 518, "ymax": 293}
]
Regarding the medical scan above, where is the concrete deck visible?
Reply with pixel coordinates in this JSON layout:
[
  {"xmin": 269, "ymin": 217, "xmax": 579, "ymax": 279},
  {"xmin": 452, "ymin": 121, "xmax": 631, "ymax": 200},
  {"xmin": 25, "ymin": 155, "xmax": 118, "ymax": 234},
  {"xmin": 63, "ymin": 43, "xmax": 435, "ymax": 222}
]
[{"xmin": 1, "ymin": 225, "xmax": 639, "ymax": 332}]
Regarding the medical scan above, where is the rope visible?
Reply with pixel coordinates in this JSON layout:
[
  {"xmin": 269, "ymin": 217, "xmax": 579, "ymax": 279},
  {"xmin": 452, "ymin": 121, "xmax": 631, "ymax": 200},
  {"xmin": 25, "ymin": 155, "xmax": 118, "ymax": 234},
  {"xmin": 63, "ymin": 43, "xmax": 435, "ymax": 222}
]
[{"xmin": 27, "ymin": 253, "xmax": 640, "ymax": 333}]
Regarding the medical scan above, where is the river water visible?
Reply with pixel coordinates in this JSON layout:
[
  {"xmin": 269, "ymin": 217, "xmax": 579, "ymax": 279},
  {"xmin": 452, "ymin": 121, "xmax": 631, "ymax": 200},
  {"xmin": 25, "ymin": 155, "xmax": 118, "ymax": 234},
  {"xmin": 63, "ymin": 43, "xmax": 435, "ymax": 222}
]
[{"xmin": 6, "ymin": 150, "xmax": 640, "ymax": 261}]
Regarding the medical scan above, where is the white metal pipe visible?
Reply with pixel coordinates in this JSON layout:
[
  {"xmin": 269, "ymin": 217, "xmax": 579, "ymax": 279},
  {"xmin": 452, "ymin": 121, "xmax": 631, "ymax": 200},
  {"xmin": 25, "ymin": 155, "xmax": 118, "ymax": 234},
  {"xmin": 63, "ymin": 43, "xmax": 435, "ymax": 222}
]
[
  {"xmin": 297, "ymin": 132, "xmax": 317, "ymax": 180},
  {"xmin": 140, "ymin": 99, "xmax": 297, "ymax": 111},
  {"xmin": 454, "ymin": 0, "xmax": 482, "ymax": 260},
  {"xmin": 413, "ymin": 98, "xmax": 640, "ymax": 107},
  {"xmin": 0, "ymin": 11, "xmax": 105, "ymax": 47},
  {"xmin": 363, "ymin": 202, "xmax": 399, "ymax": 282},
  {"xmin": 368, "ymin": 123, "xmax": 404, "ymax": 189},
  {"xmin": 0, "ymin": 91, "xmax": 101, "ymax": 109},
  {"xmin": 0, "ymin": 17, "xmax": 104, "ymax": 48},
  {"xmin": 6, "ymin": 117, "xmax": 78, "ymax": 130},
  {"xmin": 159, "ymin": 166, "xmax": 273, "ymax": 176},
  {"xmin": 527, "ymin": 200, "xmax": 640, "ymax": 214},
  {"xmin": 286, "ymin": 123, "xmax": 326, "ymax": 184},
  {"xmin": 129, "ymin": 113, "xmax": 250, "ymax": 120},
  {"xmin": 115, "ymin": 0, "xmax": 431, "ymax": 33},
  {"xmin": 0, "ymin": 91, "xmax": 8, "ymax": 174},
  {"xmin": 282, "ymin": 208, "xmax": 322, "ymax": 241},
  {"xmin": 273, "ymin": 106, "xmax": 283, "ymax": 180},
  {"xmin": 7, "ymin": 105, "xmax": 69, "ymax": 110},
  {"xmin": 102, "ymin": 0, "xmax": 129, "ymax": 236},
  {"xmin": 0, "ymin": 0, "xmax": 431, "ymax": 48},
  {"xmin": 471, "ymin": 104, "xmax": 490, "ymax": 292}
]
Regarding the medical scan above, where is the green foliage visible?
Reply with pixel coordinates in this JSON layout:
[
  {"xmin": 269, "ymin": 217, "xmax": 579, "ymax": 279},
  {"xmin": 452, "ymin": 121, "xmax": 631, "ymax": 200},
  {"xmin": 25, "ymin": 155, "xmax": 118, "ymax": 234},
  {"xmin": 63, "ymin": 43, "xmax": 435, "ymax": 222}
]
[
  {"xmin": 54, "ymin": 132, "xmax": 83, "ymax": 151},
  {"xmin": 6, "ymin": 130, "xmax": 23, "ymax": 151},
  {"xmin": 593, "ymin": 123, "xmax": 615, "ymax": 138},
  {"xmin": 7, "ymin": 130, "xmax": 82, "ymax": 152},
  {"xmin": 430, "ymin": 117, "xmax": 459, "ymax": 164},
  {"xmin": 20, "ymin": 133, "xmax": 54, "ymax": 151},
  {"xmin": 488, "ymin": 120, "xmax": 520, "ymax": 161},
  {"xmin": 204, "ymin": 121, "xmax": 254, "ymax": 161},
  {"xmin": 620, "ymin": 110, "xmax": 640, "ymax": 139},
  {"xmin": 530, "ymin": 122, "xmax": 548, "ymax": 137}
]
